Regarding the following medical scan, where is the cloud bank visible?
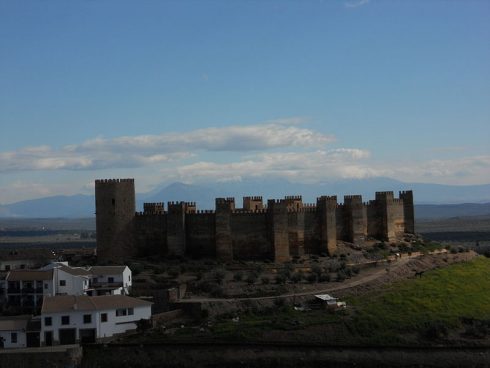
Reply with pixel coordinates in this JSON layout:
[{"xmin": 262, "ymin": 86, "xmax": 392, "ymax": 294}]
[
  {"xmin": 1, "ymin": 118, "xmax": 489, "ymax": 195},
  {"xmin": 0, "ymin": 119, "xmax": 334, "ymax": 172}
]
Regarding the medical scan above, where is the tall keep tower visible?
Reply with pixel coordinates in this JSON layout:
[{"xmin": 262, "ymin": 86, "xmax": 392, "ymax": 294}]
[{"xmin": 95, "ymin": 179, "xmax": 136, "ymax": 263}]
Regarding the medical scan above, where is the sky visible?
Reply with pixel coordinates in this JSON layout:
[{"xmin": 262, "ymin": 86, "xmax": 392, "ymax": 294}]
[{"xmin": 0, "ymin": 0, "xmax": 489, "ymax": 204}]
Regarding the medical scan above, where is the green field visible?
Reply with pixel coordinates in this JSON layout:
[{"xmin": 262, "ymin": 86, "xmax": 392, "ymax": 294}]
[{"xmin": 345, "ymin": 256, "xmax": 490, "ymax": 344}]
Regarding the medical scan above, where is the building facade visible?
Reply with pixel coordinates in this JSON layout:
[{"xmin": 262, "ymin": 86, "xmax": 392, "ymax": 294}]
[{"xmin": 95, "ymin": 179, "xmax": 415, "ymax": 263}]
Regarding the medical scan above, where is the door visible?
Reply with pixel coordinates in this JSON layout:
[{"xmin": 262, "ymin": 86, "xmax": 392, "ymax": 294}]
[
  {"xmin": 58, "ymin": 328, "xmax": 76, "ymax": 345},
  {"xmin": 26, "ymin": 332, "xmax": 40, "ymax": 347},
  {"xmin": 44, "ymin": 331, "xmax": 53, "ymax": 346},
  {"xmin": 79, "ymin": 328, "xmax": 96, "ymax": 343}
]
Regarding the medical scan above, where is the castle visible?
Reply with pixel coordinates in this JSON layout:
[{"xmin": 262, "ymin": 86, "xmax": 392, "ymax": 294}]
[{"xmin": 95, "ymin": 179, "xmax": 415, "ymax": 263}]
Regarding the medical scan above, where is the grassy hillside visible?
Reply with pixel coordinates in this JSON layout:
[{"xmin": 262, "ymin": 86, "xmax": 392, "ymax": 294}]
[{"xmin": 346, "ymin": 257, "xmax": 490, "ymax": 344}]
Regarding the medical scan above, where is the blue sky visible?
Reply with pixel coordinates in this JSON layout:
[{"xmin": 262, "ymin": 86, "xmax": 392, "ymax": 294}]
[{"xmin": 0, "ymin": 0, "xmax": 489, "ymax": 203}]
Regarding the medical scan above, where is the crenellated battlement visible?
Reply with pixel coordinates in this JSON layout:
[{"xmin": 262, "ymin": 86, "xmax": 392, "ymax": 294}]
[
  {"xmin": 284, "ymin": 195, "xmax": 302, "ymax": 200},
  {"xmin": 244, "ymin": 196, "xmax": 262, "ymax": 201},
  {"xmin": 95, "ymin": 178, "xmax": 134, "ymax": 184},
  {"xmin": 317, "ymin": 195, "xmax": 337, "ymax": 202},
  {"xmin": 216, "ymin": 197, "xmax": 235, "ymax": 204}
]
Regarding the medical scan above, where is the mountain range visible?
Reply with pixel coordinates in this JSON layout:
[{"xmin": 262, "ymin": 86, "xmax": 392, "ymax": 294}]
[{"xmin": 1, "ymin": 178, "xmax": 489, "ymax": 219}]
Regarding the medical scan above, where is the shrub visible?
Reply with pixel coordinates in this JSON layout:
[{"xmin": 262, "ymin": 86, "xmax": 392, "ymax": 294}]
[
  {"xmin": 319, "ymin": 273, "xmax": 330, "ymax": 282},
  {"xmin": 246, "ymin": 273, "xmax": 258, "ymax": 285},
  {"xmin": 210, "ymin": 284, "xmax": 224, "ymax": 298},
  {"xmin": 336, "ymin": 270, "xmax": 346, "ymax": 282},
  {"xmin": 261, "ymin": 276, "xmax": 270, "ymax": 285},
  {"xmin": 168, "ymin": 267, "xmax": 180, "ymax": 278},
  {"xmin": 311, "ymin": 265, "xmax": 322, "ymax": 276},
  {"xmin": 214, "ymin": 269, "xmax": 226, "ymax": 284},
  {"xmin": 275, "ymin": 274, "xmax": 287, "ymax": 285},
  {"xmin": 291, "ymin": 272, "xmax": 303, "ymax": 283},
  {"xmin": 306, "ymin": 273, "xmax": 317, "ymax": 283},
  {"xmin": 130, "ymin": 263, "xmax": 144, "ymax": 276},
  {"xmin": 233, "ymin": 272, "xmax": 243, "ymax": 282}
]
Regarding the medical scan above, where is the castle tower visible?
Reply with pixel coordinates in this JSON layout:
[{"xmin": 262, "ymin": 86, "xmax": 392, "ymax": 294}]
[
  {"xmin": 399, "ymin": 190, "xmax": 415, "ymax": 234},
  {"xmin": 317, "ymin": 196, "xmax": 337, "ymax": 255},
  {"xmin": 284, "ymin": 195, "xmax": 303, "ymax": 211},
  {"xmin": 143, "ymin": 202, "xmax": 164, "ymax": 215},
  {"xmin": 375, "ymin": 191, "xmax": 395, "ymax": 241},
  {"xmin": 167, "ymin": 202, "xmax": 187, "ymax": 256},
  {"xmin": 268, "ymin": 199, "xmax": 290, "ymax": 263},
  {"xmin": 215, "ymin": 198, "xmax": 235, "ymax": 262},
  {"xmin": 243, "ymin": 196, "xmax": 263, "ymax": 211},
  {"xmin": 95, "ymin": 179, "xmax": 136, "ymax": 263},
  {"xmin": 343, "ymin": 195, "xmax": 367, "ymax": 243}
]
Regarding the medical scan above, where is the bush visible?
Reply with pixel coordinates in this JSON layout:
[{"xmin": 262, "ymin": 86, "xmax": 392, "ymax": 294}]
[
  {"xmin": 233, "ymin": 272, "xmax": 243, "ymax": 282},
  {"xmin": 130, "ymin": 263, "xmax": 144, "ymax": 276},
  {"xmin": 291, "ymin": 272, "xmax": 303, "ymax": 283},
  {"xmin": 306, "ymin": 273, "xmax": 318, "ymax": 283},
  {"xmin": 168, "ymin": 267, "xmax": 180, "ymax": 278},
  {"xmin": 319, "ymin": 273, "xmax": 331, "ymax": 282},
  {"xmin": 246, "ymin": 273, "xmax": 258, "ymax": 285},
  {"xmin": 210, "ymin": 284, "xmax": 225, "ymax": 298},
  {"xmin": 214, "ymin": 269, "xmax": 226, "ymax": 284},
  {"xmin": 275, "ymin": 274, "xmax": 287, "ymax": 285},
  {"xmin": 311, "ymin": 265, "xmax": 322, "ymax": 276},
  {"xmin": 261, "ymin": 276, "xmax": 270, "ymax": 285},
  {"xmin": 336, "ymin": 270, "xmax": 346, "ymax": 282},
  {"xmin": 422, "ymin": 321, "xmax": 449, "ymax": 340}
]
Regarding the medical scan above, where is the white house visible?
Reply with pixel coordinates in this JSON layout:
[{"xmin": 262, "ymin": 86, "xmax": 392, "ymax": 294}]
[
  {"xmin": 40, "ymin": 295, "xmax": 152, "ymax": 345},
  {"xmin": 4, "ymin": 270, "xmax": 55, "ymax": 309},
  {"xmin": 87, "ymin": 266, "xmax": 132, "ymax": 295},
  {"xmin": 41, "ymin": 263, "xmax": 132, "ymax": 296},
  {"xmin": 0, "ymin": 316, "xmax": 30, "ymax": 349}
]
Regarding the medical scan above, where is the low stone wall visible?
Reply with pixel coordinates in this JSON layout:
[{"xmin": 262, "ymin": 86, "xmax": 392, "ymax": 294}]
[{"xmin": 0, "ymin": 345, "xmax": 82, "ymax": 368}]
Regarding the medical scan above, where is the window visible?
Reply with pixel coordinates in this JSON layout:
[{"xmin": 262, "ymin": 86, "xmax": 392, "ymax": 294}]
[
  {"xmin": 44, "ymin": 317, "xmax": 52, "ymax": 326},
  {"xmin": 116, "ymin": 308, "xmax": 127, "ymax": 317},
  {"xmin": 44, "ymin": 283, "xmax": 48, "ymax": 290},
  {"xmin": 108, "ymin": 277, "xmax": 114, "ymax": 283},
  {"xmin": 59, "ymin": 280, "xmax": 66, "ymax": 286},
  {"xmin": 101, "ymin": 313, "xmax": 108, "ymax": 322},
  {"xmin": 83, "ymin": 314, "xmax": 92, "ymax": 324},
  {"xmin": 5, "ymin": 265, "xmax": 10, "ymax": 271},
  {"xmin": 11, "ymin": 333, "xmax": 17, "ymax": 343},
  {"xmin": 128, "ymin": 275, "xmax": 131, "ymax": 281},
  {"xmin": 20, "ymin": 264, "xmax": 25, "ymax": 269},
  {"xmin": 128, "ymin": 308, "xmax": 134, "ymax": 316},
  {"xmin": 61, "ymin": 315, "xmax": 70, "ymax": 325}
]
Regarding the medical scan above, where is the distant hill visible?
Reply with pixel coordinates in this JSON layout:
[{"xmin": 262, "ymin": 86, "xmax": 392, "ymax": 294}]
[{"xmin": 1, "ymin": 178, "xmax": 489, "ymax": 218}]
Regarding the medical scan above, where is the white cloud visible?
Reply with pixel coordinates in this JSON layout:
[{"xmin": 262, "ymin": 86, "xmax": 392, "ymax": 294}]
[
  {"xmin": 345, "ymin": 0, "xmax": 370, "ymax": 9},
  {"xmin": 0, "ymin": 118, "xmax": 332, "ymax": 172}
]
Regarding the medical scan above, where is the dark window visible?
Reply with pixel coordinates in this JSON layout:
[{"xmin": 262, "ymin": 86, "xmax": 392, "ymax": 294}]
[
  {"xmin": 83, "ymin": 314, "xmax": 92, "ymax": 324},
  {"xmin": 5, "ymin": 265, "xmax": 10, "ymax": 271},
  {"xmin": 61, "ymin": 315, "xmax": 70, "ymax": 325},
  {"xmin": 116, "ymin": 308, "xmax": 127, "ymax": 317},
  {"xmin": 11, "ymin": 332, "xmax": 17, "ymax": 343},
  {"xmin": 112, "ymin": 198, "xmax": 115, "ymax": 206},
  {"xmin": 44, "ymin": 283, "xmax": 48, "ymax": 289},
  {"xmin": 20, "ymin": 264, "xmax": 25, "ymax": 269},
  {"xmin": 45, "ymin": 317, "xmax": 52, "ymax": 326},
  {"xmin": 128, "ymin": 308, "xmax": 134, "ymax": 315},
  {"xmin": 59, "ymin": 280, "xmax": 66, "ymax": 286},
  {"xmin": 101, "ymin": 313, "xmax": 108, "ymax": 322},
  {"xmin": 108, "ymin": 277, "xmax": 114, "ymax": 283}
]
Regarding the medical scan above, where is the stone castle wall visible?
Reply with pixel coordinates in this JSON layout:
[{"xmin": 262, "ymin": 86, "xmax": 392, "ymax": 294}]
[{"xmin": 95, "ymin": 179, "xmax": 415, "ymax": 263}]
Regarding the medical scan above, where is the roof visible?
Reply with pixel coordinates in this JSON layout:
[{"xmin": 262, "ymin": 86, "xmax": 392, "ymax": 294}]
[
  {"xmin": 41, "ymin": 295, "xmax": 152, "ymax": 314},
  {"xmin": 89, "ymin": 266, "xmax": 127, "ymax": 275},
  {"xmin": 58, "ymin": 264, "xmax": 91, "ymax": 276},
  {"xmin": 6, "ymin": 269, "xmax": 53, "ymax": 281},
  {"xmin": 0, "ymin": 315, "xmax": 30, "ymax": 331},
  {"xmin": 315, "ymin": 294, "xmax": 337, "ymax": 301}
]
